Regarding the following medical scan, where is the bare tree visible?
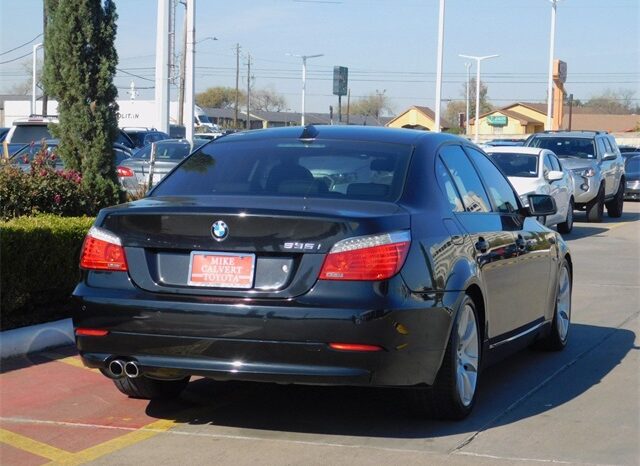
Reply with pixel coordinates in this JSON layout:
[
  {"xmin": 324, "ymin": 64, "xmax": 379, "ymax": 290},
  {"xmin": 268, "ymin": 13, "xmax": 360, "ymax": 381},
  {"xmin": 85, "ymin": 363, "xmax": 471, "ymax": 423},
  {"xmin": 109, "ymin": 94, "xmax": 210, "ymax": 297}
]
[{"xmin": 251, "ymin": 87, "xmax": 287, "ymax": 112}]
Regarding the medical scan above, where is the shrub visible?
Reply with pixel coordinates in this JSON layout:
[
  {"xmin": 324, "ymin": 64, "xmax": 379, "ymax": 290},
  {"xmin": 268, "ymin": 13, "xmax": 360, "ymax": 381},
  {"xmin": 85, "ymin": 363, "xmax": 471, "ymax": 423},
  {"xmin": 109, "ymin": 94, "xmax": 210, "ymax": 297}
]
[
  {"xmin": 0, "ymin": 214, "xmax": 94, "ymax": 330},
  {"xmin": 0, "ymin": 145, "xmax": 90, "ymax": 220}
]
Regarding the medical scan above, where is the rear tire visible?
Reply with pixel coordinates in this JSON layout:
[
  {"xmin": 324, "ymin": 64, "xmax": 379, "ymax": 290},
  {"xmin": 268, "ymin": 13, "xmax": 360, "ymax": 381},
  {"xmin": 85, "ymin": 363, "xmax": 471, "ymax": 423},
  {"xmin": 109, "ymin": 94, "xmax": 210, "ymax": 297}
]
[
  {"xmin": 537, "ymin": 260, "xmax": 571, "ymax": 351},
  {"xmin": 606, "ymin": 178, "xmax": 624, "ymax": 218},
  {"xmin": 113, "ymin": 376, "xmax": 190, "ymax": 400},
  {"xmin": 412, "ymin": 295, "xmax": 481, "ymax": 420},
  {"xmin": 557, "ymin": 198, "xmax": 574, "ymax": 234},
  {"xmin": 586, "ymin": 186, "xmax": 604, "ymax": 222}
]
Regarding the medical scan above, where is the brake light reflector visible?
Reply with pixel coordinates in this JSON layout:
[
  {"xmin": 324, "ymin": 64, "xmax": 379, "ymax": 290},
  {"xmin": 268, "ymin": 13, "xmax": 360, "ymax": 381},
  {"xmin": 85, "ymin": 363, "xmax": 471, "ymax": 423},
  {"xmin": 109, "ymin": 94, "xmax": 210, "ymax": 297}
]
[
  {"xmin": 329, "ymin": 343, "xmax": 383, "ymax": 352},
  {"xmin": 75, "ymin": 328, "xmax": 109, "ymax": 337},
  {"xmin": 319, "ymin": 231, "xmax": 410, "ymax": 281},
  {"xmin": 80, "ymin": 226, "xmax": 128, "ymax": 271},
  {"xmin": 116, "ymin": 166, "xmax": 134, "ymax": 177}
]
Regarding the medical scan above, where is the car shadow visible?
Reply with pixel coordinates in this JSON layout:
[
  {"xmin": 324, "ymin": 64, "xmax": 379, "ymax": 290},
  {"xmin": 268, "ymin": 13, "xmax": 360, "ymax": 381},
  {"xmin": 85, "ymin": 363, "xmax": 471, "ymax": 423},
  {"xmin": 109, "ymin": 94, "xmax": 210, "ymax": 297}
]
[{"xmin": 144, "ymin": 322, "xmax": 636, "ymax": 439}]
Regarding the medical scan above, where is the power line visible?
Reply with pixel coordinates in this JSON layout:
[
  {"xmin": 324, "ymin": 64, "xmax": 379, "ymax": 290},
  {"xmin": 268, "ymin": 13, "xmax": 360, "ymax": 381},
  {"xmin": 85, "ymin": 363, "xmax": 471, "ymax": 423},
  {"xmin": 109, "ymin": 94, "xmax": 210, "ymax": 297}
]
[
  {"xmin": 0, "ymin": 33, "xmax": 43, "ymax": 56},
  {"xmin": 115, "ymin": 67, "xmax": 155, "ymax": 82},
  {"xmin": 0, "ymin": 51, "xmax": 33, "ymax": 65}
]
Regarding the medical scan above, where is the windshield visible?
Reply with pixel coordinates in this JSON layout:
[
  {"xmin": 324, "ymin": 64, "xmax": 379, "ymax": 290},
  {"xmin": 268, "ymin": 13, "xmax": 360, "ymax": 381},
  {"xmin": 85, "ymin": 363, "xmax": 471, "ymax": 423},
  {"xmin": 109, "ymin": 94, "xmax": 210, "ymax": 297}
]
[
  {"xmin": 11, "ymin": 125, "xmax": 52, "ymax": 144},
  {"xmin": 488, "ymin": 152, "xmax": 539, "ymax": 178},
  {"xmin": 151, "ymin": 138, "xmax": 412, "ymax": 202},
  {"xmin": 625, "ymin": 157, "xmax": 640, "ymax": 175},
  {"xmin": 528, "ymin": 137, "xmax": 596, "ymax": 159},
  {"xmin": 197, "ymin": 114, "xmax": 212, "ymax": 124},
  {"xmin": 133, "ymin": 141, "xmax": 192, "ymax": 160}
]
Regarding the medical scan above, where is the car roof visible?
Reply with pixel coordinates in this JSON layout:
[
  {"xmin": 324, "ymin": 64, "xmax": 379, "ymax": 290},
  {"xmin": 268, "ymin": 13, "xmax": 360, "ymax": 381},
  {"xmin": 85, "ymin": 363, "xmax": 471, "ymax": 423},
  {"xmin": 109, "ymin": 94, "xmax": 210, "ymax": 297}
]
[
  {"xmin": 217, "ymin": 125, "xmax": 461, "ymax": 147},
  {"xmin": 484, "ymin": 146, "xmax": 545, "ymax": 155},
  {"xmin": 530, "ymin": 131, "xmax": 606, "ymax": 138}
]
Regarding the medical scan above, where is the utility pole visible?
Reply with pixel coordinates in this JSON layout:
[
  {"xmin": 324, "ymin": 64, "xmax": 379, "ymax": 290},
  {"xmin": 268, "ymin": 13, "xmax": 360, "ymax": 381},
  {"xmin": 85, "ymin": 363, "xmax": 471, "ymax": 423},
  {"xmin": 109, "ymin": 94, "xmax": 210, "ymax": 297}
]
[
  {"xmin": 184, "ymin": 0, "xmax": 195, "ymax": 143},
  {"xmin": 31, "ymin": 43, "xmax": 43, "ymax": 115},
  {"xmin": 234, "ymin": 43, "xmax": 240, "ymax": 129},
  {"xmin": 42, "ymin": 1, "xmax": 48, "ymax": 116},
  {"xmin": 346, "ymin": 88, "xmax": 350, "ymax": 124},
  {"xmin": 246, "ymin": 53, "xmax": 251, "ymax": 129},
  {"xmin": 433, "ymin": 0, "xmax": 446, "ymax": 133},
  {"xmin": 178, "ymin": 1, "xmax": 187, "ymax": 126}
]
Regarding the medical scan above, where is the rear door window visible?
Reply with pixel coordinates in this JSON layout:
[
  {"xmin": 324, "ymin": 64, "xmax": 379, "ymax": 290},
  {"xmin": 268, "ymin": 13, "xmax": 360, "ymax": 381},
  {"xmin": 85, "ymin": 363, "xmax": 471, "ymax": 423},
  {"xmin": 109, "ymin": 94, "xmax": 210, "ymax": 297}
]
[
  {"xmin": 466, "ymin": 147, "xmax": 519, "ymax": 214},
  {"xmin": 151, "ymin": 138, "xmax": 413, "ymax": 202},
  {"xmin": 439, "ymin": 145, "xmax": 491, "ymax": 213}
]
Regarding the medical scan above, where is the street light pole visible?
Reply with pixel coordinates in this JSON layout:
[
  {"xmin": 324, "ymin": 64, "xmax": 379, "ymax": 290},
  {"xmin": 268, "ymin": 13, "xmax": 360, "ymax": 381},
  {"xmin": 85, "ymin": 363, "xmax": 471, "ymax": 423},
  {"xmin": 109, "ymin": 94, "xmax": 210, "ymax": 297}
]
[
  {"xmin": 433, "ymin": 0, "xmax": 446, "ymax": 133},
  {"xmin": 31, "ymin": 43, "xmax": 43, "ymax": 115},
  {"xmin": 184, "ymin": 0, "xmax": 195, "ymax": 144},
  {"xmin": 459, "ymin": 54, "xmax": 499, "ymax": 142},
  {"xmin": 464, "ymin": 62, "xmax": 471, "ymax": 136},
  {"xmin": 288, "ymin": 53, "xmax": 323, "ymax": 126},
  {"xmin": 546, "ymin": 0, "xmax": 558, "ymax": 130}
]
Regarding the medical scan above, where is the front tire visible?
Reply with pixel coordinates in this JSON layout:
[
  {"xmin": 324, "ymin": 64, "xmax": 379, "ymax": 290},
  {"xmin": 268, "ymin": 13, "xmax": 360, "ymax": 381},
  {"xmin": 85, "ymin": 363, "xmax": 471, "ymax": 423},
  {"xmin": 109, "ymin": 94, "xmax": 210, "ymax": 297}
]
[
  {"xmin": 606, "ymin": 178, "xmax": 624, "ymax": 218},
  {"xmin": 557, "ymin": 197, "xmax": 574, "ymax": 234},
  {"xmin": 537, "ymin": 260, "xmax": 571, "ymax": 351},
  {"xmin": 412, "ymin": 295, "xmax": 481, "ymax": 420},
  {"xmin": 586, "ymin": 185, "xmax": 604, "ymax": 222},
  {"xmin": 113, "ymin": 376, "xmax": 190, "ymax": 399}
]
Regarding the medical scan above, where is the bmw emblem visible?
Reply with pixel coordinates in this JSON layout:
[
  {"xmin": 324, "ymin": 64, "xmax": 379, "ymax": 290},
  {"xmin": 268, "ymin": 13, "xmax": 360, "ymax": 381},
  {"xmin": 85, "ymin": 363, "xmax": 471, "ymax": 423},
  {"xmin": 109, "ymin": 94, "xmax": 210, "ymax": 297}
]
[{"xmin": 211, "ymin": 220, "xmax": 229, "ymax": 241}]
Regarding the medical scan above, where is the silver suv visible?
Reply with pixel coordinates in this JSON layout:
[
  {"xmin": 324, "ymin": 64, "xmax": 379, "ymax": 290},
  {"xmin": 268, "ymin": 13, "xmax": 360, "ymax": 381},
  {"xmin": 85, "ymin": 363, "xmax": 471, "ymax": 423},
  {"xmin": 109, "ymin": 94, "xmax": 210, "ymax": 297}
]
[{"xmin": 525, "ymin": 131, "xmax": 625, "ymax": 222}]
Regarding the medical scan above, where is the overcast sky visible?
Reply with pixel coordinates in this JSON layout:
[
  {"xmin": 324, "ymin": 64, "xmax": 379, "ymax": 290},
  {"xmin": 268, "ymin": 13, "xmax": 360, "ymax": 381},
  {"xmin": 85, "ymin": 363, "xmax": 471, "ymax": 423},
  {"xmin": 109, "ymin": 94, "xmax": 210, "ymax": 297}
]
[{"xmin": 1, "ymin": 0, "xmax": 638, "ymax": 115}]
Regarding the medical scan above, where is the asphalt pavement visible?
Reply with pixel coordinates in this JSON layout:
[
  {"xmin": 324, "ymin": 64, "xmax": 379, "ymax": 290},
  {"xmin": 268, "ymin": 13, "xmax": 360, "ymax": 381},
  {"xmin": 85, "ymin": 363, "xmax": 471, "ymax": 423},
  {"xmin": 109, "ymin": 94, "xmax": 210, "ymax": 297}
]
[{"xmin": 1, "ymin": 203, "xmax": 638, "ymax": 466}]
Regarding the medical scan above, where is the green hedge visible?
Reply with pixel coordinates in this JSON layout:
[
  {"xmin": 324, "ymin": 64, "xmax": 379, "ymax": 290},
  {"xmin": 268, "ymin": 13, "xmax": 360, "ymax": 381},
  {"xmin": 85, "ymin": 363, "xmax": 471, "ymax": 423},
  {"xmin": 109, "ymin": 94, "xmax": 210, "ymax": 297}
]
[{"xmin": 1, "ymin": 214, "xmax": 94, "ymax": 330}]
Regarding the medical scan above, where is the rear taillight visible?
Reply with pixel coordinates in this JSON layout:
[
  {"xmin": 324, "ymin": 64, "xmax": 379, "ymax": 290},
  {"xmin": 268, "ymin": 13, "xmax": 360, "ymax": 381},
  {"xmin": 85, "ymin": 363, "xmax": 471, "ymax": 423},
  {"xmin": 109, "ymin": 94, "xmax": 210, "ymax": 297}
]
[
  {"xmin": 319, "ymin": 231, "xmax": 410, "ymax": 281},
  {"xmin": 79, "ymin": 226, "xmax": 128, "ymax": 271},
  {"xmin": 116, "ymin": 166, "xmax": 134, "ymax": 177},
  {"xmin": 75, "ymin": 328, "xmax": 109, "ymax": 337}
]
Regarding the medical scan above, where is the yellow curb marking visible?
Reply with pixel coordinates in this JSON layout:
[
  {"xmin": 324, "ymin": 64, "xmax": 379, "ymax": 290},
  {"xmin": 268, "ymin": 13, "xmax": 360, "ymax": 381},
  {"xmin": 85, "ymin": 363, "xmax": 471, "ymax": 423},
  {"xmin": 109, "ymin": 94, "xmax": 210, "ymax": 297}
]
[
  {"xmin": 40, "ymin": 353, "xmax": 99, "ymax": 373},
  {"xmin": 604, "ymin": 220, "xmax": 639, "ymax": 231},
  {"xmin": 1, "ymin": 420, "xmax": 175, "ymax": 465}
]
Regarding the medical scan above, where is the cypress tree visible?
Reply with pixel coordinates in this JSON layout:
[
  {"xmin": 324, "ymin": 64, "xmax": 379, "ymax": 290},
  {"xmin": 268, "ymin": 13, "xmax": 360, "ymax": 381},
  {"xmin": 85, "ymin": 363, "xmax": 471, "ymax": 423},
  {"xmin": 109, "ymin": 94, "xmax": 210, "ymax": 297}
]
[{"xmin": 43, "ymin": 0, "xmax": 122, "ymax": 211}]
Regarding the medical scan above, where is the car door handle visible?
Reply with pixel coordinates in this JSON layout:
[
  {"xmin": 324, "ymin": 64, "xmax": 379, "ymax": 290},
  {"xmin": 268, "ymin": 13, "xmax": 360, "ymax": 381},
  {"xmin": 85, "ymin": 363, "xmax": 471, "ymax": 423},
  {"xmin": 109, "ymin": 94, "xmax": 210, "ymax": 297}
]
[
  {"xmin": 516, "ymin": 235, "xmax": 527, "ymax": 251},
  {"xmin": 475, "ymin": 238, "xmax": 489, "ymax": 253}
]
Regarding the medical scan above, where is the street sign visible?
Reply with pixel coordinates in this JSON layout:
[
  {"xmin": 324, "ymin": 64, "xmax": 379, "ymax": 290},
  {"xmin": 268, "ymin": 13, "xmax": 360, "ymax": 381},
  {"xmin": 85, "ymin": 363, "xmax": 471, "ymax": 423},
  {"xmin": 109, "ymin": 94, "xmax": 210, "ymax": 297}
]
[
  {"xmin": 487, "ymin": 115, "xmax": 508, "ymax": 126},
  {"xmin": 333, "ymin": 66, "xmax": 348, "ymax": 96}
]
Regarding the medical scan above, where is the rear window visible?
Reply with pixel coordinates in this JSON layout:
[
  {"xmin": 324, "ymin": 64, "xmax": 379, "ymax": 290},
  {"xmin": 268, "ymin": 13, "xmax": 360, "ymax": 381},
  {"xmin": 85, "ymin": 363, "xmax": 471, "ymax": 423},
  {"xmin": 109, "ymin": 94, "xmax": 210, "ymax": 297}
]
[
  {"xmin": 488, "ymin": 152, "xmax": 539, "ymax": 178},
  {"xmin": 11, "ymin": 124, "xmax": 52, "ymax": 144},
  {"xmin": 528, "ymin": 137, "xmax": 595, "ymax": 159},
  {"xmin": 151, "ymin": 138, "xmax": 413, "ymax": 202},
  {"xmin": 133, "ymin": 142, "xmax": 191, "ymax": 160}
]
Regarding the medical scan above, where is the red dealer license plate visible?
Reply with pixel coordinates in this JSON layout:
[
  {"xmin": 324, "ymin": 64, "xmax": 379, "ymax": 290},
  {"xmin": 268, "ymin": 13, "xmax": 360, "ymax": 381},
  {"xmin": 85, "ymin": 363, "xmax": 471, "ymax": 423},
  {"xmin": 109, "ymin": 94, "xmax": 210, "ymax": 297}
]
[{"xmin": 188, "ymin": 252, "xmax": 255, "ymax": 289}]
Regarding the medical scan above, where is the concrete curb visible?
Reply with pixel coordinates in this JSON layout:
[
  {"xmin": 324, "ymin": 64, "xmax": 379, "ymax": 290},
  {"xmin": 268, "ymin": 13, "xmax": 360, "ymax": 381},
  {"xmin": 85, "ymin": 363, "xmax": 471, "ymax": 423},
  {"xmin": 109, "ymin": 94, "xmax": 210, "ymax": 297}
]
[{"xmin": 0, "ymin": 318, "xmax": 74, "ymax": 360}]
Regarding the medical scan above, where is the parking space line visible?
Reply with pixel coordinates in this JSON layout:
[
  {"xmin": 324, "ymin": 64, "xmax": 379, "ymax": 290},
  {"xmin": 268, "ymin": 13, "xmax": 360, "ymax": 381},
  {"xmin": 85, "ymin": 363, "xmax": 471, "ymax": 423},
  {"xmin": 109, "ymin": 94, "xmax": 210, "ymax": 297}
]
[
  {"xmin": 0, "ymin": 427, "xmax": 75, "ymax": 463},
  {"xmin": 47, "ymin": 419, "xmax": 175, "ymax": 466}
]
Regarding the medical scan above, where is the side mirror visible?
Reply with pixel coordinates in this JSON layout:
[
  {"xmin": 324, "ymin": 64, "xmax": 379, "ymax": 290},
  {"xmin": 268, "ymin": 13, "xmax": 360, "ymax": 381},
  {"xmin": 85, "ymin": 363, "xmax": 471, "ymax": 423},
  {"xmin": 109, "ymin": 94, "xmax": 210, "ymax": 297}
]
[
  {"xmin": 524, "ymin": 194, "xmax": 557, "ymax": 217},
  {"xmin": 545, "ymin": 170, "xmax": 564, "ymax": 182},
  {"xmin": 603, "ymin": 152, "xmax": 617, "ymax": 161}
]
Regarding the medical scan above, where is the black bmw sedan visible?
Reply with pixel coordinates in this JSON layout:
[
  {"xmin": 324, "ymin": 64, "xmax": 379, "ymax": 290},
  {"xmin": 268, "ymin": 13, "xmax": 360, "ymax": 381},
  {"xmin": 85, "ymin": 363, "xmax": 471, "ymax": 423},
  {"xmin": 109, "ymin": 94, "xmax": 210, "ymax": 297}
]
[{"xmin": 73, "ymin": 125, "xmax": 572, "ymax": 420}]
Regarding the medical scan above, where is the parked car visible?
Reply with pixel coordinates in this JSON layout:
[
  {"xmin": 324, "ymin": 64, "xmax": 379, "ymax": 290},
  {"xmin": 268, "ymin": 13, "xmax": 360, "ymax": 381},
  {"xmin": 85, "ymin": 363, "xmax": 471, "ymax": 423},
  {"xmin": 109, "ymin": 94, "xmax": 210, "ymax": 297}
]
[
  {"xmin": 618, "ymin": 145, "xmax": 640, "ymax": 154},
  {"xmin": 6, "ymin": 139, "xmax": 132, "ymax": 172},
  {"xmin": 526, "ymin": 130, "xmax": 625, "ymax": 222},
  {"xmin": 5, "ymin": 116, "xmax": 137, "ymax": 151},
  {"xmin": 73, "ymin": 126, "xmax": 572, "ymax": 420},
  {"xmin": 117, "ymin": 138, "xmax": 207, "ymax": 194},
  {"xmin": 624, "ymin": 155, "xmax": 640, "ymax": 201},
  {"xmin": 620, "ymin": 150, "xmax": 640, "ymax": 161},
  {"xmin": 486, "ymin": 147, "xmax": 575, "ymax": 233},
  {"xmin": 122, "ymin": 128, "xmax": 170, "ymax": 149},
  {"xmin": 480, "ymin": 138, "xmax": 525, "ymax": 148}
]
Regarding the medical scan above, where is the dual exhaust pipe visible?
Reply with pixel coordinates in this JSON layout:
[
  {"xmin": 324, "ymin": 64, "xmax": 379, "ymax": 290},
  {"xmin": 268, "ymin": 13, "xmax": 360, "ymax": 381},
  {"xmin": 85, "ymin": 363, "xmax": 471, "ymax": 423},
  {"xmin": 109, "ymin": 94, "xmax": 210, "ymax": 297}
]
[{"xmin": 107, "ymin": 359, "xmax": 141, "ymax": 379}]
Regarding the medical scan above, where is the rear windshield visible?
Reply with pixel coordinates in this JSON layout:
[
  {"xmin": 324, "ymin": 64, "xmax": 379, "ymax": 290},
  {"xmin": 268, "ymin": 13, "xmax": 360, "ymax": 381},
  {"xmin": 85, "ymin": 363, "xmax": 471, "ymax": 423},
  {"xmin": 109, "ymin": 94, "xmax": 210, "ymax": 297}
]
[
  {"xmin": 528, "ymin": 137, "xmax": 595, "ymax": 159},
  {"xmin": 626, "ymin": 157, "xmax": 640, "ymax": 175},
  {"xmin": 133, "ymin": 142, "xmax": 191, "ymax": 160},
  {"xmin": 151, "ymin": 138, "xmax": 413, "ymax": 202},
  {"xmin": 11, "ymin": 124, "xmax": 52, "ymax": 144},
  {"xmin": 488, "ymin": 152, "xmax": 539, "ymax": 178}
]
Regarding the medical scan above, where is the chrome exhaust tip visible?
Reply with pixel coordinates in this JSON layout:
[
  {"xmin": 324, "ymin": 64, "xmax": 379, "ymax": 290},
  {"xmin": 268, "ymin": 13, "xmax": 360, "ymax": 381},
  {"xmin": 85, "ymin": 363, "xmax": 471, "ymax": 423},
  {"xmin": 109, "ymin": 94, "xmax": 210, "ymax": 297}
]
[
  {"xmin": 108, "ymin": 359, "xmax": 125, "ymax": 378},
  {"xmin": 124, "ymin": 361, "xmax": 141, "ymax": 378}
]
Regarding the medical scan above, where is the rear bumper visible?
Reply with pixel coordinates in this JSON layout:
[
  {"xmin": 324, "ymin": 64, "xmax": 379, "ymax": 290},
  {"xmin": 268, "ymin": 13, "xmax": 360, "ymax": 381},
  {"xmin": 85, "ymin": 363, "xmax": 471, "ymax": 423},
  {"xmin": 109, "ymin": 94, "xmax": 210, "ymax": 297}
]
[{"xmin": 73, "ymin": 275, "xmax": 457, "ymax": 387}]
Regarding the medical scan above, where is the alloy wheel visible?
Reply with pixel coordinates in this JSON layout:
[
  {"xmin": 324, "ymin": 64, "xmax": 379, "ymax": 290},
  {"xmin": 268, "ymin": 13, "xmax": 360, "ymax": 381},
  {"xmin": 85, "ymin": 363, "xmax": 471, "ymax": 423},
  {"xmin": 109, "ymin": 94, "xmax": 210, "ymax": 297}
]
[
  {"xmin": 556, "ymin": 265, "xmax": 571, "ymax": 341},
  {"xmin": 456, "ymin": 303, "xmax": 479, "ymax": 407}
]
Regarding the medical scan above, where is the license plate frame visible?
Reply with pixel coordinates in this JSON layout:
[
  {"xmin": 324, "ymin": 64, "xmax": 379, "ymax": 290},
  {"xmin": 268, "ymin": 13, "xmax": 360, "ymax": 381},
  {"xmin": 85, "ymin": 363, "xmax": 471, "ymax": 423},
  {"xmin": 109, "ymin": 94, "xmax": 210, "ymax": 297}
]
[{"xmin": 187, "ymin": 251, "xmax": 256, "ymax": 289}]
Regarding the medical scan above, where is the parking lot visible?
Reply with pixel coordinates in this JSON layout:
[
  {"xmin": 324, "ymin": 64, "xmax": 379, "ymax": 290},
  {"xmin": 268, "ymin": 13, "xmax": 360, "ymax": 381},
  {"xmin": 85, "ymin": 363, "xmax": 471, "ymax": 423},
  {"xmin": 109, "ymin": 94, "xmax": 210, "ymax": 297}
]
[{"xmin": 1, "ymin": 203, "xmax": 638, "ymax": 466}]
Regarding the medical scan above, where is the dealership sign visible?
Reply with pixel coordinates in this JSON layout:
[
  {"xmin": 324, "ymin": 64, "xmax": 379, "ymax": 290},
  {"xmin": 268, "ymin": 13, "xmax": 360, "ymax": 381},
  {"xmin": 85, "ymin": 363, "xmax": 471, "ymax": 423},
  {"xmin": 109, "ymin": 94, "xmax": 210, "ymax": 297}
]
[{"xmin": 487, "ymin": 115, "xmax": 508, "ymax": 126}]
